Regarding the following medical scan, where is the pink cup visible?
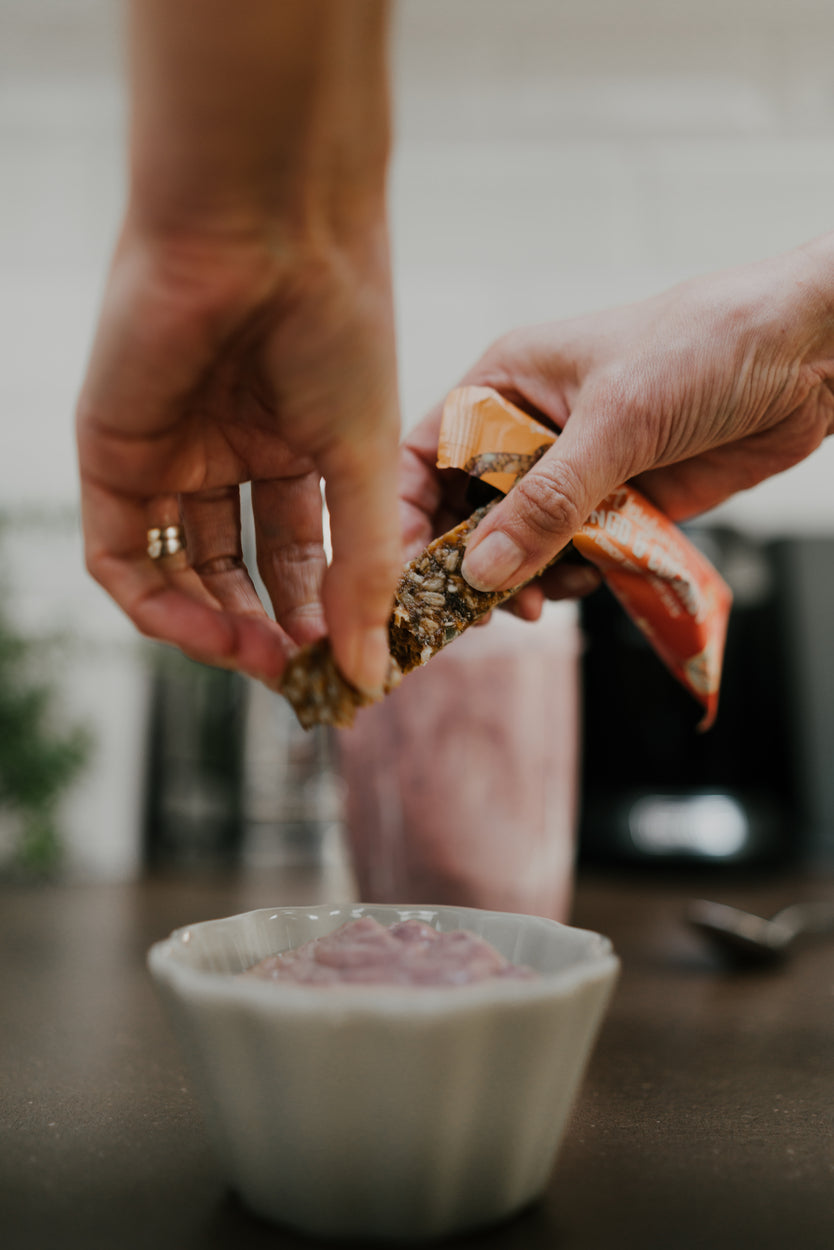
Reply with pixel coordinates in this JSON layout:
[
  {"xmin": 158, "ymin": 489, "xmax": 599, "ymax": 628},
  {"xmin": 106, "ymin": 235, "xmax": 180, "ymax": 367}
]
[{"xmin": 337, "ymin": 604, "xmax": 581, "ymax": 921}]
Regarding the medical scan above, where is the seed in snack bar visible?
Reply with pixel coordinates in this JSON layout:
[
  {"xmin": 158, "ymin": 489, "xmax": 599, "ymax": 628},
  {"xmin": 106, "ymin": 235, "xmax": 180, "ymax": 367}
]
[
  {"xmin": 279, "ymin": 637, "xmax": 380, "ymax": 730},
  {"xmin": 280, "ymin": 501, "xmax": 541, "ymax": 730},
  {"xmin": 388, "ymin": 503, "xmax": 525, "ymax": 672}
]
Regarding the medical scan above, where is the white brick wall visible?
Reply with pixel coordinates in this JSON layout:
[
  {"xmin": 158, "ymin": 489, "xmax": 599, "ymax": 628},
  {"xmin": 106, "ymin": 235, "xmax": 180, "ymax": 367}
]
[
  {"xmin": 391, "ymin": 0, "xmax": 834, "ymax": 533},
  {"xmin": 2, "ymin": 0, "xmax": 834, "ymax": 872}
]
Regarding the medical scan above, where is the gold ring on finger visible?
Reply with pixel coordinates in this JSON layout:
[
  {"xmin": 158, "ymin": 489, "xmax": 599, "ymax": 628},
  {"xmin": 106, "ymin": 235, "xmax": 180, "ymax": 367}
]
[{"xmin": 147, "ymin": 524, "xmax": 186, "ymax": 561}]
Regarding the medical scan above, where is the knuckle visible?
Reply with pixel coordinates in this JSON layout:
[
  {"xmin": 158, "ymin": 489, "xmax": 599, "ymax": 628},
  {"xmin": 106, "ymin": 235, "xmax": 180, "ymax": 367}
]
[
  {"xmin": 589, "ymin": 365, "xmax": 668, "ymax": 472},
  {"xmin": 595, "ymin": 362, "xmax": 637, "ymax": 407},
  {"xmin": 513, "ymin": 459, "xmax": 586, "ymax": 541},
  {"xmin": 84, "ymin": 546, "xmax": 115, "ymax": 590},
  {"xmin": 259, "ymin": 542, "xmax": 327, "ymax": 606},
  {"xmin": 192, "ymin": 554, "xmax": 245, "ymax": 578},
  {"xmin": 261, "ymin": 539, "xmax": 324, "ymax": 573},
  {"xmin": 480, "ymin": 328, "xmax": 523, "ymax": 368},
  {"xmin": 470, "ymin": 327, "xmax": 535, "ymax": 392},
  {"xmin": 594, "ymin": 365, "xmax": 654, "ymax": 431},
  {"xmin": 132, "ymin": 619, "xmax": 159, "ymax": 644}
]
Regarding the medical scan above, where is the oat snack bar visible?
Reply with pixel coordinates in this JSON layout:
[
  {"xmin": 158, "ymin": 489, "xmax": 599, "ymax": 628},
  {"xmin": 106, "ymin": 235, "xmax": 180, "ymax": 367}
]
[
  {"xmin": 279, "ymin": 637, "xmax": 382, "ymax": 730},
  {"xmin": 280, "ymin": 498, "xmax": 546, "ymax": 729},
  {"xmin": 282, "ymin": 386, "xmax": 732, "ymax": 730}
]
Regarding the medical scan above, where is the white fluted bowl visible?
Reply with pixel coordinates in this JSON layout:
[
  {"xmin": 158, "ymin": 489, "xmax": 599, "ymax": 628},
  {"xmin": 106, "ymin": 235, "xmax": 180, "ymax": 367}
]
[{"xmin": 148, "ymin": 903, "xmax": 618, "ymax": 1242}]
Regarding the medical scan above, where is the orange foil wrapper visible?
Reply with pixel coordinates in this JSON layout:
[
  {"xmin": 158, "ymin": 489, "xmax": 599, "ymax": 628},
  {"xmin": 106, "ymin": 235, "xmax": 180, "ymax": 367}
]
[{"xmin": 438, "ymin": 387, "xmax": 732, "ymax": 729}]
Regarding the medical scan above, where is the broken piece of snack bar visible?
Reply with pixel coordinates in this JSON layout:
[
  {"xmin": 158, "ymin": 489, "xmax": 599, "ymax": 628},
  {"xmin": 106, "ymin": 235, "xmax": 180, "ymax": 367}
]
[
  {"xmin": 280, "ymin": 502, "xmax": 530, "ymax": 730},
  {"xmin": 279, "ymin": 638, "xmax": 381, "ymax": 730}
]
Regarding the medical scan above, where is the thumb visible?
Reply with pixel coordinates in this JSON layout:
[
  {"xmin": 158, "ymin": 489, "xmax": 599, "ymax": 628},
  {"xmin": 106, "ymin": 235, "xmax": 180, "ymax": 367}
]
[{"xmin": 460, "ymin": 411, "xmax": 626, "ymax": 591}]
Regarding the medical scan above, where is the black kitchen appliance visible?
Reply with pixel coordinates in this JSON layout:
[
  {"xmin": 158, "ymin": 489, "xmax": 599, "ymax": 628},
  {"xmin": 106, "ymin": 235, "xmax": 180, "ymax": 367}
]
[{"xmin": 578, "ymin": 528, "xmax": 834, "ymax": 869}]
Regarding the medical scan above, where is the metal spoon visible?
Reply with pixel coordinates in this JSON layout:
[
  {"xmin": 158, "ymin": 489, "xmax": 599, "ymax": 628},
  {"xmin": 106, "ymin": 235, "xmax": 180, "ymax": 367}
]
[{"xmin": 687, "ymin": 898, "xmax": 834, "ymax": 965}]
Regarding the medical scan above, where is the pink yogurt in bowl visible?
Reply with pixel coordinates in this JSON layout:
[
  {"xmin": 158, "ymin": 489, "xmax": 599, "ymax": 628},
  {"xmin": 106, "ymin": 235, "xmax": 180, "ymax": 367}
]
[
  {"xmin": 240, "ymin": 916, "xmax": 537, "ymax": 986},
  {"xmin": 148, "ymin": 902, "xmax": 618, "ymax": 1242}
]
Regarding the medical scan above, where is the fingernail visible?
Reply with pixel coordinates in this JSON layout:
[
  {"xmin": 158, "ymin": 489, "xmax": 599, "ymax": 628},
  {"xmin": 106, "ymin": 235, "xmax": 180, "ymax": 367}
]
[
  {"xmin": 350, "ymin": 625, "xmax": 391, "ymax": 697},
  {"xmin": 462, "ymin": 532, "xmax": 526, "ymax": 592}
]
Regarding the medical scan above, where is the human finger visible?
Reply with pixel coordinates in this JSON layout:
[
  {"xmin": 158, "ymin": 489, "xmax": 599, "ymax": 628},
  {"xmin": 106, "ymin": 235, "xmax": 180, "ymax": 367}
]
[
  {"xmin": 180, "ymin": 485, "xmax": 267, "ymax": 616},
  {"xmin": 536, "ymin": 559, "xmax": 603, "ymax": 601},
  {"xmin": 319, "ymin": 430, "xmax": 403, "ymax": 695},
  {"xmin": 399, "ymin": 401, "xmax": 498, "ymax": 561},
  {"xmin": 251, "ymin": 472, "xmax": 328, "ymax": 646},
  {"xmin": 497, "ymin": 560, "xmax": 601, "ymax": 618},
  {"xmin": 398, "ymin": 471, "xmax": 469, "ymax": 564},
  {"xmin": 459, "ymin": 402, "xmax": 626, "ymax": 592},
  {"xmin": 501, "ymin": 585, "xmax": 545, "ymax": 621},
  {"xmin": 81, "ymin": 476, "xmax": 293, "ymax": 683},
  {"xmin": 398, "ymin": 418, "xmax": 444, "ymax": 557}
]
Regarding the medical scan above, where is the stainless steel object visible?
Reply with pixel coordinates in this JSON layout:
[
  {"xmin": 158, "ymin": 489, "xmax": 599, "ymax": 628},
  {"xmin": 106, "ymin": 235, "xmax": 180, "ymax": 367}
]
[{"xmin": 687, "ymin": 898, "xmax": 834, "ymax": 964}]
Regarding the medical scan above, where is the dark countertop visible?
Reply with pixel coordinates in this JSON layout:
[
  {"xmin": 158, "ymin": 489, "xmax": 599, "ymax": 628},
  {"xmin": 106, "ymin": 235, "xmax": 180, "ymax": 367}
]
[{"xmin": 2, "ymin": 867, "xmax": 833, "ymax": 1250}]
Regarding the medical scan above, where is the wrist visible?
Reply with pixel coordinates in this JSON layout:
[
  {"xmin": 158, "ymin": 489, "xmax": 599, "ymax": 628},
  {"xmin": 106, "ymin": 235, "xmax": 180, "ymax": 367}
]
[
  {"xmin": 127, "ymin": 0, "xmax": 391, "ymax": 247},
  {"xmin": 111, "ymin": 196, "xmax": 394, "ymax": 371},
  {"xmin": 126, "ymin": 176, "xmax": 389, "ymax": 264}
]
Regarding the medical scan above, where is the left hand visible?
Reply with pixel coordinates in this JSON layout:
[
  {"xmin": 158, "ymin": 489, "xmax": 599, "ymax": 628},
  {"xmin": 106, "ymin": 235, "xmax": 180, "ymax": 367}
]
[{"xmin": 76, "ymin": 221, "xmax": 401, "ymax": 693}]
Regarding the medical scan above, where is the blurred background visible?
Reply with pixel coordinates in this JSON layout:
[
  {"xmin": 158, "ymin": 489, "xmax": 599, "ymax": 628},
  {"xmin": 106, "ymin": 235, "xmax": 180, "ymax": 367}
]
[{"xmin": 2, "ymin": 0, "xmax": 834, "ymax": 886}]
